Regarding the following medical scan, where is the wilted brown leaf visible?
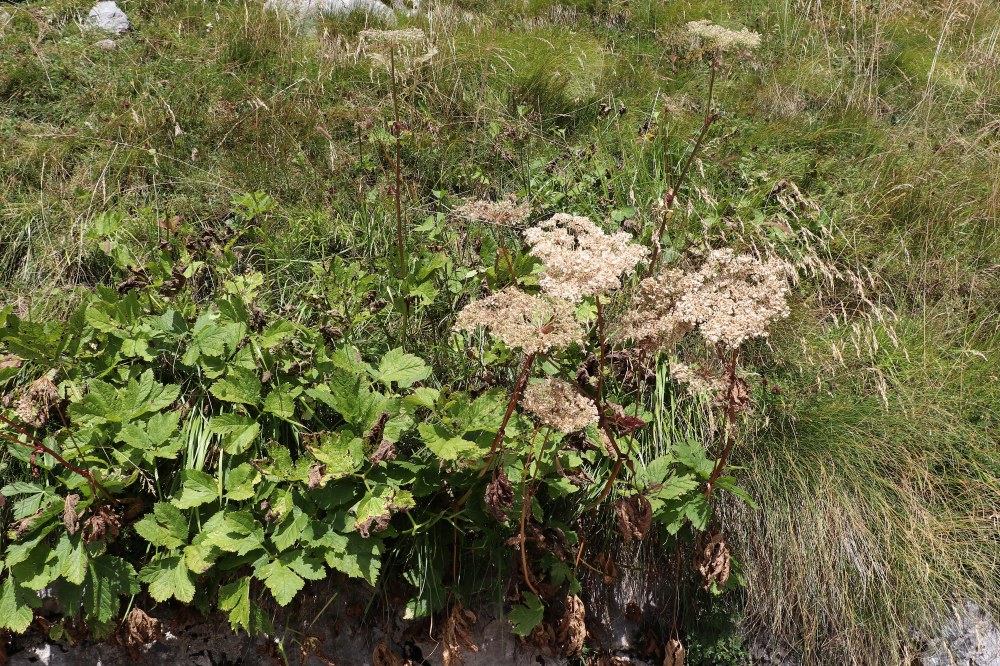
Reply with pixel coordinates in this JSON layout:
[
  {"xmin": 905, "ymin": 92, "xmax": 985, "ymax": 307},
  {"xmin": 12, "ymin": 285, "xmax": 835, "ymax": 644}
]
[
  {"xmin": 440, "ymin": 601, "xmax": 478, "ymax": 666},
  {"xmin": 13, "ymin": 507, "xmax": 43, "ymax": 538},
  {"xmin": 694, "ymin": 532, "xmax": 730, "ymax": 591},
  {"xmin": 307, "ymin": 465, "xmax": 325, "ymax": 489},
  {"xmin": 556, "ymin": 595, "xmax": 586, "ymax": 657},
  {"xmin": 0, "ymin": 355, "xmax": 22, "ymax": 371},
  {"xmin": 663, "ymin": 638, "xmax": 685, "ymax": 666},
  {"xmin": 124, "ymin": 608, "xmax": 162, "ymax": 647},
  {"xmin": 63, "ymin": 493, "xmax": 81, "ymax": 535},
  {"xmin": 370, "ymin": 438, "xmax": 397, "ymax": 465},
  {"xmin": 365, "ymin": 412, "xmax": 391, "ymax": 446},
  {"xmin": 16, "ymin": 377, "xmax": 60, "ymax": 427},
  {"xmin": 484, "ymin": 469, "xmax": 514, "ymax": 523},
  {"xmin": 372, "ymin": 641, "xmax": 411, "ymax": 666},
  {"xmin": 83, "ymin": 505, "xmax": 121, "ymax": 544},
  {"xmin": 614, "ymin": 494, "xmax": 653, "ymax": 543}
]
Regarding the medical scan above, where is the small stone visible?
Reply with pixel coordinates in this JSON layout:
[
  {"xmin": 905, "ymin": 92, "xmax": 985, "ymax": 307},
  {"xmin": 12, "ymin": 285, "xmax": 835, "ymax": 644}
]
[
  {"xmin": 95, "ymin": 38, "xmax": 117, "ymax": 50},
  {"xmin": 86, "ymin": 1, "xmax": 130, "ymax": 34}
]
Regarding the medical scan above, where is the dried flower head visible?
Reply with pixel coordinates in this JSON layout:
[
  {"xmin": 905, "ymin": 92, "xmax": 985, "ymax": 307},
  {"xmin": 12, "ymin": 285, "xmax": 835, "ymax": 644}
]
[
  {"xmin": 358, "ymin": 28, "xmax": 436, "ymax": 70},
  {"xmin": 521, "ymin": 378, "xmax": 598, "ymax": 433},
  {"xmin": 675, "ymin": 249, "xmax": 791, "ymax": 348},
  {"xmin": 524, "ymin": 214, "xmax": 649, "ymax": 302},
  {"xmin": 455, "ymin": 196, "xmax": 531, "ymax": 227},
  {"xmin": 453, "ymin": 287, "xmax": 583, "ymax": 355},
  {"xmin": 16, "ymin": 377, "xmax": 60, "ymax": 426},
  {"xmin": 669, "ymin": 361, "xmax": 727, "ymax": 398},
  {"xmin": 686, "ymin": 19, "xmax": 762, "ymax": 53},
  {"xmin": 617, "ymin": 269, "xmax": 693, "ymax": 354}
]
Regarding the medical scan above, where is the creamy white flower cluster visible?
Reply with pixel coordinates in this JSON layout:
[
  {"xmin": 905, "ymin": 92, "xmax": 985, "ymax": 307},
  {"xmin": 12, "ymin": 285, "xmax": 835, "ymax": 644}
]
[
  {"xmin": 521, "ymin": 378, "xmax": 599, "ymax": 433},
  {"xmin": 675, "ymin": 249, "xmax": 791, "ymax": 348},
  {"xmin": 617, "ymin": 269, "xmax": 692, "ymax": 354},
  {"xmin": 453, "ymin": 287, "xmax": 583, "ymax": 355},
  {"xmin": 454, "ymin": 213, "xmax": 647, "ymax": 355},
  {"xmin": 523, "ymin": 213, "xmax": 649, "ymax": 302},
  {"xmin": 686, "ymin": 20, "xmax": 762, "ymax": 53},
  {"xmin": 455, "ymin": 197, "xmax": 531, "ymax": 226},
  {"xmin": 620, "ymin": 249, "xmax": 791, "ymax": 352}
]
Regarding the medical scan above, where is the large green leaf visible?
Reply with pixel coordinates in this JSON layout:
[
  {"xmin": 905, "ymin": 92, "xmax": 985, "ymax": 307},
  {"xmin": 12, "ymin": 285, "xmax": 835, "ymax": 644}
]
[
  {"xmin": 139, "ymin": 555, "xmax": 195, "ymax": 603},
  {"xmin": 208, "ymin": 414, "xmax": 261, "ymax": 454},
  {"xmin": 419, "ymin": 424, "xmax": 482, "ymax": 461},
  {"xmin": 210, "ymin": 367, "xmax": 262, "ymax": 406},
  {"xmin": 135, "ymin": 502, "xmax": 189, "ymax": 549},
  {"xmin": 171, "ymin": 469, "xmax": 219, "ymax": 509},
  {"xmin": 508, "ymin": 592, "xmax": 544, "ymax": 637},
  {"xmin": 84, "ymin": 556, "xmax": 138, "ymax": 624},
  {"xmin": 256, "ymin": 557, "xmax": 305, "ymax": 606},
  {"xmin": 376, "ymin": 348, "xmax": 430, "ymax": 388},
  {"xmin": 0, "ymin": 579, "xmax": 39, "ymax": 633}
]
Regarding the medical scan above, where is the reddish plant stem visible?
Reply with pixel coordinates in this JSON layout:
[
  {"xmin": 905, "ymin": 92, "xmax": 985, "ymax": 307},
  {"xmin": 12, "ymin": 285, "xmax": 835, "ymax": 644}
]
[
  {"xmin": 518, "ymin": 430, "xmax": 549, "ymax": 596},
  {"xmin": 649, "ymin": 58, "xmax": 719, "ymax": 272},
  {"xmin": 594, "ymin": 295, "xmax": 608, "ymax": 404},
  {"xmin": 704, "ymin": 347, "xmax": 739, "ymax": 500},
  {"xmin": 0, "ymin": 414, "xmax": 113, "ymax": 501},
  {"xmin": 495, "ymin": 228, "xmax": 517, "ymax": 286},
  {"xmin": 389, "ymin": 45, "xmax": 409, "ymax": 348},
  {"xmin": 477, "ymin": 352, "xmax": 536, "ymax": 480}
]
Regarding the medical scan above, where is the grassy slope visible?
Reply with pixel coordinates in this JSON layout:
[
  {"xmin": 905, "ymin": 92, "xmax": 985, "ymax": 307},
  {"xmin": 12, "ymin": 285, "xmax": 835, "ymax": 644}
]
[{"xmin": 1, "ymin": 0, "xmax": 998, "ymax": 662}]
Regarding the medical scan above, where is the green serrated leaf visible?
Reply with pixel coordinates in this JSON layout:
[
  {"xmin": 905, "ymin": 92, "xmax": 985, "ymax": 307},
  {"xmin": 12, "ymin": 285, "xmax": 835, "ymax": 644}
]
[
  {"xmin": 225, "ymin": 463, "xmax": 261, "ymax": 501},
  {"xmin": 57, "ymin": 533, "xmax": 89, "ymax": 585},
  {"xmin": 508, "ymin": 592, "xmax": 544, "ymax": 637},
  {"xmin": 210, "ymin": 367, "xmax": 262, "ymax": 406},
  {"xmin": 377, "ymin": 348, "xmax": 430, "ymax": 388},
  {"xmin": 171, "ymin": 469, "xmax": 219, "ymax": 509},
  {"xmin": 0, "ymin": 579, "xmax": 38, "ymax": 633},
  {"xmin": 418, "ymin": 423, "xmax": 481, "ymax": 461},
  {"xmin": 135, "ymin": 502, "xmax": 189, "ymax": 549},
  {"xmin": 270, "ymin": 508, "xmax": 309, "ymax": 551},
  {"xmin": 256, "ymin": 558, "xmax": 305, "ymax": 607},
  {"xmin": 263, "ymin": 388, "xmax": 298, "ymax": 420},
  {"xmin": 219, "ymin": 578, "xmax": 251, "ymax": 631},
  {"xmin": 140, "ymin": 555, "xmax": 195, "ymax": 603},
  {"xmin": 208, "ymin": 414, "xmax": 261, "ymax": 454},
  {"xmin": 84, "ymin": 556, "xmax": 138, "ymax": 624}
]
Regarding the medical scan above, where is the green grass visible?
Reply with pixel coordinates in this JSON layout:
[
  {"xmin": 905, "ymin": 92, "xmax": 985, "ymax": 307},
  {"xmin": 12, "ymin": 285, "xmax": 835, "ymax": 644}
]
[{"xmin": 1, "ymin": 0, "xmax": 998, "ymax": 662}]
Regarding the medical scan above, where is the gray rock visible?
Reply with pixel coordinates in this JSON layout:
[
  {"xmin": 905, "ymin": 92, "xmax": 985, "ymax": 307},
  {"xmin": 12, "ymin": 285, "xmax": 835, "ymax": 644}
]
[
  {"xmin": 263, "ymin": 0, "xmax": 398, "ymax": 25},
  {"xmin": 86, "ymin": 1, "xmax": 130, "ymax": 34},
  {"xmin": 922, "ymin": 602, "xmax": 1000, "ymax": 666},
  {"xmin": 748, "ymin": 631, "xmax": 801, "ymax": 666}
]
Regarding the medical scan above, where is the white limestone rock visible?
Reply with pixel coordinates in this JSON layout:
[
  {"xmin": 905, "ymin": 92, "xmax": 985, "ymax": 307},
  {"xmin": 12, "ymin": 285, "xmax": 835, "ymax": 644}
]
[
  {"xmin": 86, "ymin": 1, "xmax": 130, "ymax": 34},
  {"xmin": 263, "ymin": 0, "xmax": 401, "ymax": 25}
]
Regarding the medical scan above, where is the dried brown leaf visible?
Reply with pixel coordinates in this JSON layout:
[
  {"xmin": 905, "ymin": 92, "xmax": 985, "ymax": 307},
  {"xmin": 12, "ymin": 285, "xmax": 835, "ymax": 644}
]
[
  {"xmin": 484, "ymin": 469, "xmax": 514, "ymax": 523},
  {"xmin": 307, "ymin": 465, "xmax": 324, "ymax": 489},
  {"xmin": 663, "ymin": 638, "xmax": 685, "ymax": 666},
  {"xmin": 63, "ymin": 493, "xmax": 81, "ymax": 536},
  {"xmin": 83, "ymin": 505, "xmax": 121, "ymax": 544},
  {"xmin": 556, "ymin": 595, "xmax": 586, "ymax": 656},
  {"xmin": 614, "ymin": 494, "xmax": 653, "ymax": 543},
  {"xmin": 370, "ymin": 438, "xmax": 397, "ymax": 465},
  {"xmin": 124, "ymin": 608, "xmax": 162, "ymax": 647},
  {"xmin": 16, "ymin": 377, "xmax": 60, "ymax": 427},
  {"xmin": 372, "ymin": 641, "xmax": 411, "ymax": 666},
  {"xmin": 694, "ymin": 532, "xmax": 730, "ymax": 591},
  {"xmin": 440, "ymin": 601, "xmax": 478, "ymax": 666},
  {"xmin": 13, "ymin": 507, "xmax": 43, "ymax": 538}
]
